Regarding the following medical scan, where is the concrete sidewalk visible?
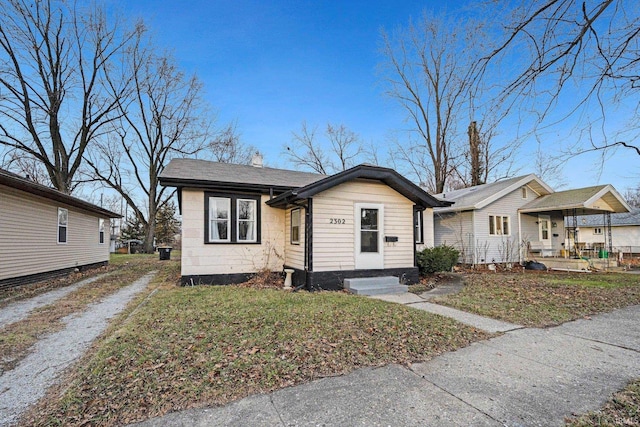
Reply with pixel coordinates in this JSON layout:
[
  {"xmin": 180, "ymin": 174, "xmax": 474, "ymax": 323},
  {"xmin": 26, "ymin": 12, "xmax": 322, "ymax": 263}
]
[
  {"xmin": 372, "ymin": 292, "xmax": 523, "ymax": 333},
  {"xmin": 132, "ymin": 305, "xmax": 640, "ymax": 427}
]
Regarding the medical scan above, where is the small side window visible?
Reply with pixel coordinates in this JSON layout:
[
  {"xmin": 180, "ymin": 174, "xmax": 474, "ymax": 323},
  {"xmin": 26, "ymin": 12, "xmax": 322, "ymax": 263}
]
[
  {"xmin": 99, "ymin": 219, "xmax": 105, "ymax": 244},
  {"xmin": 58, "ymin": 208, "xmax": 68, "ymax": 244},
  {"xmin": 291, "ymin": 209, "xmax": 301, "ymax": 244},
  {"xmin": 522, "ymin": 187, "xmax": 527, "ymax": 199},
  {"xmin": 414, "ymin": 210, "xmax": 423, "ymax": 244}
]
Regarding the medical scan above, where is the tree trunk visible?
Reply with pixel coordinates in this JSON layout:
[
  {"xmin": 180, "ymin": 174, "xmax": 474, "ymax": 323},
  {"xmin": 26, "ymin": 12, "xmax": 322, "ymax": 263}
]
[{"xmin": 468, "ymin": 121, "xmax": 484, "ymax": 186}]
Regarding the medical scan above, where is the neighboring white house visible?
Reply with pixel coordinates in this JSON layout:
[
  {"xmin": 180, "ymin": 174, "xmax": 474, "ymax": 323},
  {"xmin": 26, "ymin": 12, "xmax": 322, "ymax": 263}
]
[
  {"xmin": 159, "ymin": 159, "xmax": 450, "ymax": 290},
  {"xmin": 0, "ymin": 168, "xmax": 121, "ymax": 289},
  {"xmin": 568, "ymin": 209, "xmax": 640, "ymax": 256},
  {"xmin": 432, "ymin": 174, "xmax": 631, "ymax": 265}
]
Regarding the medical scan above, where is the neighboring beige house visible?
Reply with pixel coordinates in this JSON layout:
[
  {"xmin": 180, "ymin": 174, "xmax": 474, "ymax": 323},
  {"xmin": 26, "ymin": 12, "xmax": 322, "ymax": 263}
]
[
  {"xmin": 0, "ymin": 168, "xmax": 120, "ymax": 289},
  {"xmin": 432, "ymin": 174, "xmax": 631, "ymax": 265},
  {"xmin": 568, "ymin": 209, "xmax": 640, "ymax": 256},
  {"xmin": 159, "ymin": 159, "xmax": 450, "ymax": 290}
]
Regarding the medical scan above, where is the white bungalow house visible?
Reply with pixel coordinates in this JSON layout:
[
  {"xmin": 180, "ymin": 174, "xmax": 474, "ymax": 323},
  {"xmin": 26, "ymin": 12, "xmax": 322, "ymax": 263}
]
[
  {"xmin": 432, "ymin": 174, "xmax": 631, "ymax": 265},
  {"xmin": 568, "ymin": 209, "xmax": 640, "ymax": 257},
  {"xmin": 0, "ymin": 168, "xmax": 121, "ymax": 289},
  {"xmin": 159, "ymin": 158, "xmax": 451, "ymax": 290}
]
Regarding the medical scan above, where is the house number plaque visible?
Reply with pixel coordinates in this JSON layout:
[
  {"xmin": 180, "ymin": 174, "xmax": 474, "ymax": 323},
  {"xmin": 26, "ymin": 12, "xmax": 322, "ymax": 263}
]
[{"xmin": 329, "ymin": 218, "xmax": 346, "ymax": 224}]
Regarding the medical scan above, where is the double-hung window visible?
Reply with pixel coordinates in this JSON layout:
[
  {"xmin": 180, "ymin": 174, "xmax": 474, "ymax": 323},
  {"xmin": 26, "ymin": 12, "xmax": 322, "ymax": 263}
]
[
  {"xmin": 237, "ymin": 199, "xmax": 257, "ymax": 242},
  {"xmin": 291, "ymin": 208, "xmax": 301, "ymax": 244},
  {"xmin": 58, "ymin": 208, "xmax": 68, "ymax": 244},
  {"xmin": 205, "ymin": 193, "xmax": 260, "ymax": 243},
  {"xmin": 489, "ymin": 215, "xmax": 510, "ymax": 235},
  {"xmin": 99, "ymin": 219, "xmax": 105, "ymax": 244}
]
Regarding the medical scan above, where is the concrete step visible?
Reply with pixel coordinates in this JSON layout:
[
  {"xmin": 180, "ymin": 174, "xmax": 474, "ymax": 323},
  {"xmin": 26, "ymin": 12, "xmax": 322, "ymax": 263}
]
[
  {"xmin": 344, "ymin": 276, "xmax": 398, "ymax": 289},
  {"xmin": 344, "ymin": 276, "xmax": 408, "ymax": 296}
]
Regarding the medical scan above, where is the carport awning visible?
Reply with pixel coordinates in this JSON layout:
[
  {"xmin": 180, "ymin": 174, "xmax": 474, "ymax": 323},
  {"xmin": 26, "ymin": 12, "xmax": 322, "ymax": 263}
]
[{"xmin": 519, "ymin": 184, "xmax": 631, "ymax": 215}]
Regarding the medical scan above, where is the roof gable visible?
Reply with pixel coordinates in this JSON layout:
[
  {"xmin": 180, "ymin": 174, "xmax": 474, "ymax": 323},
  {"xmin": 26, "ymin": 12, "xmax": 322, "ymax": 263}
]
[
  {"xmin": 520, "ymin": 184, "xmax": 631, "ymax": 214},
  {"xmin": 266, "ymin": 164, "xmax": 451, "ymax": 209},
  {"xmin": 0, "ymin": 168, "xmax": 121, "ymax": 218},
  {"xmin": 433, "ymin": 174, "xmax": 553, "ymax": 212}
]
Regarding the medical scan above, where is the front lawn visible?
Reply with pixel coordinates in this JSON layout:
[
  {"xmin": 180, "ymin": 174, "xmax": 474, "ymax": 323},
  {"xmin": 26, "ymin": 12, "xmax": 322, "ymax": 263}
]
[
  {"xmin": 25, "ymin": 282, "xmax": 488, "ymax": 426},
  {"xmin": 436, "ymin": 272, "xmax": 640, "ymax": 327}
]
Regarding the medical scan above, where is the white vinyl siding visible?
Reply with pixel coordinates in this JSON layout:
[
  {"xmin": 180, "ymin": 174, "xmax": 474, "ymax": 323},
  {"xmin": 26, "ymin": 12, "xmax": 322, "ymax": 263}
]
[
  {"xmin": 284, "ymin": 207, "xmax": 305, "ymax": 269},
  {"xmin": 181, "ymin": 190, "xmax": 285, "ymax": 276},
  {"xmin": 434, "ymin": 211, "xmax": 474, "ymax": 263},
  {"xmin": 0, "ymin": 185, "xmax": 110, "ymax": 281},
  {"xmin": 312, "ymin": 180, "xmax": 415, "ymax": 272}
]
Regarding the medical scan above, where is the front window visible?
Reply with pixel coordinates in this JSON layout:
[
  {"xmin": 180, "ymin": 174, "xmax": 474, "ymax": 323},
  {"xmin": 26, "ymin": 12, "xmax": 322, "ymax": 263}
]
[
  {"xmin": 58, "ymin": 208, "xmax": 68, "ymax": 243},
  {"xmin": 205, "ymin": 193, "xmax": 260, "ymax": 244},
  {"xmin": 291, "ymin": 208, "xmax": 301, "ymax": 244},
  {"xmin": 209, "ymin": 197, "xmax": 231, "ymax": 242},
  {"xmin": 237, "ymin": 199, "xmax": 256, "ymax": 242},
  {"xmin": 489, "ymin": 215, "xmax": 510, "ymax": 235}
]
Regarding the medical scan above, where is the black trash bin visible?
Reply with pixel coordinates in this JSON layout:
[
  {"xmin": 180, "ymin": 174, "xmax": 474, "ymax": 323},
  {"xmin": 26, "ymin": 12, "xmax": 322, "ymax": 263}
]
[{"xmin": 159, "ymin": 247, "xmax": 172, "ymax": 260}]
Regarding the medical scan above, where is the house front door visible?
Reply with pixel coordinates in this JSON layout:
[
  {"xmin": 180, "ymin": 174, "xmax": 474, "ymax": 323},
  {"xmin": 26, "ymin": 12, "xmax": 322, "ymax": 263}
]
[
  {"xmin": 538, "ymin": 215, "xmax": 551, "ymax": 248},
  {"xmin": 355, "ymin": 203, "xmax": 384, "ymax": 269}
]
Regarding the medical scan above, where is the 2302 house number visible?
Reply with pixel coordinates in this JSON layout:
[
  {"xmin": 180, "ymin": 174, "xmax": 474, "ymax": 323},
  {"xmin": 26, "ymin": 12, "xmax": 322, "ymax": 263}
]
[{"xmin": 329, "ymin": 218, "xmax": 346, "ymax": 224}]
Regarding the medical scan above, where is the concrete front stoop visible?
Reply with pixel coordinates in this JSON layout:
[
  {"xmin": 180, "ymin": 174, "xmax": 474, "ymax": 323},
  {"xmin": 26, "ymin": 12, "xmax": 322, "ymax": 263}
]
[{"xmin": 343, "ymin": 276, "xmax": 408, "ymax": 296}]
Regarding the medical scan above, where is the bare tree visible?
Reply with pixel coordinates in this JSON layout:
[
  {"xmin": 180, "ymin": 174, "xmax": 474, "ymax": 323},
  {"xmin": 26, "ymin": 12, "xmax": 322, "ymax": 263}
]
[
  {"xmin": 0, "ymin": 0, "xmax": 142, "ymax": 193},
  {"xmin": 483, "ymin": 0, "xmax": 640, "ymax": 156},
  {"xmin": 87, "ymin": 42, "xmax": 212, "ymax": 253},
  {"xmin": 624, "ymin": 185, "xmax": 640, "ymax": 208},
  {"xmin": 208, "ymin": 121, "xmax": 257, "ymax": 165},
  {"xmin": 380, "ymin": 12, "xmax": 517, "ymax": 193},
  {"xmin": 284, "ymin": 121, "xmax": 363, "ymax": 174}
]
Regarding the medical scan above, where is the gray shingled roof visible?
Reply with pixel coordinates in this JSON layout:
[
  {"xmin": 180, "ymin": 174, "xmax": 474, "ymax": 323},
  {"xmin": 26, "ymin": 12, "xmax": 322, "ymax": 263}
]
[
  {"xmin": 0, "ymin": 168, "xmax": 121, "ymax": 218},
  {"xmin": 568, "ymin": 209, "xmax": 640, "ymax": 227},
  {"xmin": 432, "ymin": 174, "xmax": 552, "ymax": 212},
  {"xmin": 160, "ymin": 158, "xmax": 326, "ymax": 189},
  {"xmin": 520, "ymin": 184, "xmax": 630, "ymax": 214}
]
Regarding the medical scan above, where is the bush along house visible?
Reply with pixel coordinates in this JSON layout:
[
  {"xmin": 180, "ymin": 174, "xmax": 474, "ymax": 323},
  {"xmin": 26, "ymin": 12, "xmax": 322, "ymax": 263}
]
[{"xmin": 159, "ymin": 157, "xmax": 451, "ymax": 292}]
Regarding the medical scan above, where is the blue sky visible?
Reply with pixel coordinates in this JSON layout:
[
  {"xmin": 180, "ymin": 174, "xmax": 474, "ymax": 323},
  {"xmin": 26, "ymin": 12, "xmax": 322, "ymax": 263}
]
[{"xmin": 117, "ymin": 0, "xmax": 638, "ymax": 192}]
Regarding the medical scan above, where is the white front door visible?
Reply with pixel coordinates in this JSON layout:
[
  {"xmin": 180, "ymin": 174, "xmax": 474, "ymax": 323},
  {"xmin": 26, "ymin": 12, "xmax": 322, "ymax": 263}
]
[
  {"xmin": 538, "ymin": 215, "xmax": 551, "ymax": 247},
  {"xmin": 355, "ymin": 203, "xmax": 384, "ymax": 269}
]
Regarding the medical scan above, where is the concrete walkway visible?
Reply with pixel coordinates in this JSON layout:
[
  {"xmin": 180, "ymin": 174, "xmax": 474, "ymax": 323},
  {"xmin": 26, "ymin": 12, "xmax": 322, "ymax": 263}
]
[
  {"xmin": 0, "ymin": 272, "xmax": 156, "ymax": 427},
  {"xmin": 132, "ymin": 305, "xmax": 640, "ymax": 427},
  {"xmin": 371, "ymin": 280, "xmax": 523, "ymax": 333}
]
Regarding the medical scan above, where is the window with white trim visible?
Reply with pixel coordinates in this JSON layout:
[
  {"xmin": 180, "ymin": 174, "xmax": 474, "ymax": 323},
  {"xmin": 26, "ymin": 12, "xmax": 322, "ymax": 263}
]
[
  {"xmin": 414, "ymin": 209, "xmax": 423, "ymax": 244},
  {"xmin": 205, "ymin": 193, "xmax": 261, "ymax": 244},
  {"xmin": 489, "ymin": 215, "xmax": 510, "ymax": 235},
  {"xmin": 99, "ymin": 219, "xmax": 105, "ymax": 244},
  {"xmin": 521, "ymin": 187, "xmax": 527, "ymax": 199},
  {"xmin": 58, "ymin": 208, "xmax": 68, "ymax": 243},
  {"xmin": 594, "ymin": 227, "xmax": 603, "ymax": 235},
  {"xmin": 237, "ymin": 199, "xmax": 257, "ymax": 242},
  {"xmin": 291, "ymin": 208, "xmax": 301, "ymax": 244}
]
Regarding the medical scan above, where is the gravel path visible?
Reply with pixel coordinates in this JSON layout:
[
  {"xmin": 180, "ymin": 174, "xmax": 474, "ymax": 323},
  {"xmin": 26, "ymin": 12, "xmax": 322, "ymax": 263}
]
[
  {"xmin": 0, "ymin": 271, "xmax": 156, "ymax": 427},
  {"xmin": 0, "ymin": 274, "xmax": 109, "ymax": 328}
]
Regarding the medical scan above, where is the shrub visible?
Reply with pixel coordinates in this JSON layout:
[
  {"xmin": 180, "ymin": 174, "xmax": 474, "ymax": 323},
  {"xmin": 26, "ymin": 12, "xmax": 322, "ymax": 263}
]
[{"xmin": 417, "ymin": 245, "xmax": 460, "ymax": 274}]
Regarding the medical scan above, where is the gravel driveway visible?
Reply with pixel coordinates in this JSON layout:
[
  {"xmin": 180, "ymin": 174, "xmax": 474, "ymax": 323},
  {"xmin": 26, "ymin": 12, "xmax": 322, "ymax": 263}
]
[{"xmin": 0, "ymin": 271, "xmax": 156, "ymax": 426}]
